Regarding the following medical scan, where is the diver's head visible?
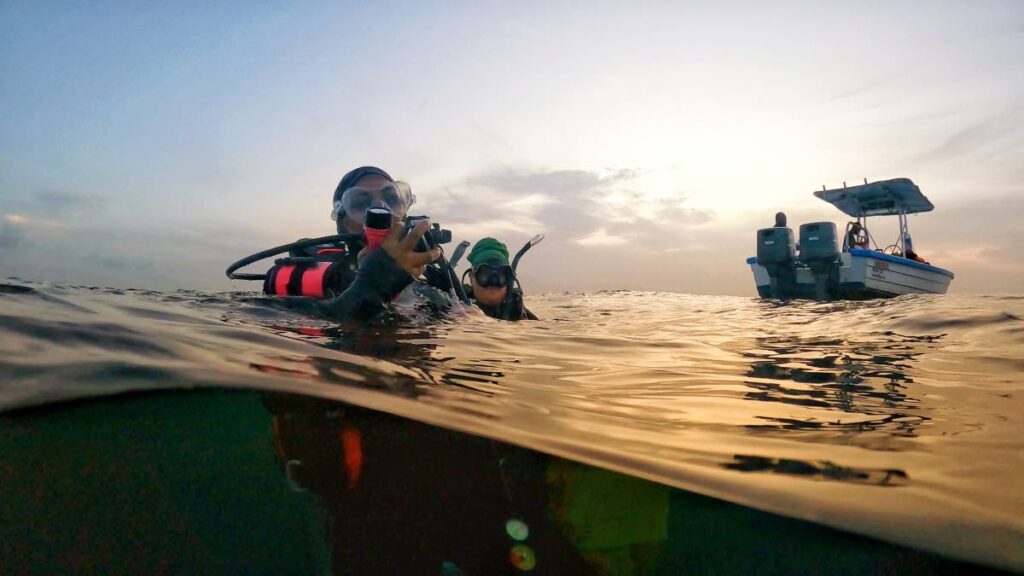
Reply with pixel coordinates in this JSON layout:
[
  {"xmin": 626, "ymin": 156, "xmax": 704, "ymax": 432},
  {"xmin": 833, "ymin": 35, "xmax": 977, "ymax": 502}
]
[
  {"xmin": 331, "ymin": 166, "xmax": 416, "ymax": 234},
  {"xmin": 774, "ymin": 211, "xmax": 787, "ymax": 228},
  {"xmin": 467, "ymin": 238, "xmax": 512, "ymax": 306}
]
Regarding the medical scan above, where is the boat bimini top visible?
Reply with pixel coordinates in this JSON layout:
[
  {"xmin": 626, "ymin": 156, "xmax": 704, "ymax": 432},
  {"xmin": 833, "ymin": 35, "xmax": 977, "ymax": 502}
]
[{"xmin": 814, "ymin": 178, "xmax": 934, "ymax": 217}]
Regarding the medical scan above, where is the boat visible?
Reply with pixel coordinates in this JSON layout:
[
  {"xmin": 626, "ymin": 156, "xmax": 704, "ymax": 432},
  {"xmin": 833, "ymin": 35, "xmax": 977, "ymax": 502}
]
[{"xmin": 747, "ymin": 178, "xmax": 954, "ymax": 300}]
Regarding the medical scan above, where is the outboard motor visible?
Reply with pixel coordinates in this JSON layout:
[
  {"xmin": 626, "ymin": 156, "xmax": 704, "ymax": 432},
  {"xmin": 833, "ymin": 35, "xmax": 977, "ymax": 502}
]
[
  {"xmin": 756, "ymin": 226, "xmax": 797, "ymax": 298},
  {"xmin": 799, "ymin": 222, "xmax": 840, "ymax": 299}
]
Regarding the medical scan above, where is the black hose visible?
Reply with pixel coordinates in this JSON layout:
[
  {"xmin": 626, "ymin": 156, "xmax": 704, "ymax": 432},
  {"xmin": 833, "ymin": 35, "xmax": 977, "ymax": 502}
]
[
  {"xmin": 227, "ymin": 229, "xmax": 469, "ymax": 305},
  {"xmin": 511, "ymin": 244, "xmax": 531, "ymax": 272},
  {"xmin": 225, "ymin": 234, "xmax": 362, "ymax": 280},
  {"xmin": 434, "ymin": 251, "xmax": 470, "ymax": 304}
]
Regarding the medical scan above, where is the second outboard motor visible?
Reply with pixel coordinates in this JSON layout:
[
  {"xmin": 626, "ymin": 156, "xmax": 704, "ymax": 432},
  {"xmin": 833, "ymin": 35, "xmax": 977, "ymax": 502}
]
[
  {"xmin": 799, "ymin": 222, "xmax": 840, "ymax": 299},
  {"xmin": 756, "ymin": 227, "xmax": 797, "ymax": 298}
]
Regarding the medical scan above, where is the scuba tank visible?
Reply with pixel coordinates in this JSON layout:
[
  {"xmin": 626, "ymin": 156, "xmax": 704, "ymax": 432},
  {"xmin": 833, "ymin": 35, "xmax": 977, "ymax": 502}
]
[
  {"xmin": 263, "ymin": 248, "xmax": 358, "ymax": 298},
  {"xmin": 225, "ymin": 210, "xmax": 469, "ymax": 303},
  {"xmin": 226, "ymin": 233, "xmax": 365, "ymax": 299}
]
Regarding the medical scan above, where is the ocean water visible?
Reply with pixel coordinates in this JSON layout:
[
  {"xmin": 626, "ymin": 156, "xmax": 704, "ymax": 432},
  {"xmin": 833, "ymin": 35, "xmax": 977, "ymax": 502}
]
[{"xmin": 1, "ymin": 279, "xmax": 1022, "ymax": 574}]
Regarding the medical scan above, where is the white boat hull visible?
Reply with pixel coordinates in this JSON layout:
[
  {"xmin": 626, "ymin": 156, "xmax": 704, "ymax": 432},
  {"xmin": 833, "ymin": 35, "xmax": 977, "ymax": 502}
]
[{"xmin": 747, "ymin": 249, "xmax": 953, "ymax": 299}]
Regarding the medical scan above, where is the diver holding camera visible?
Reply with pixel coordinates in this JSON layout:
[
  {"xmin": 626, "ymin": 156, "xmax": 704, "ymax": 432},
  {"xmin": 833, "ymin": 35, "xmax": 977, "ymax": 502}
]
[
  {"xmin": 227, "ymin": 165, "xmax": 540, "ymax": 322},
  {"xmin": 227, "ymin": 166, "xmax": 466, "ymax": 322}
]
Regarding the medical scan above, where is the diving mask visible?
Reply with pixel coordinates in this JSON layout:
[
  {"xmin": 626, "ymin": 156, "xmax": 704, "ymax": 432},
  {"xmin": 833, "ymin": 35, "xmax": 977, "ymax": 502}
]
[
  {"xmin": 473, "ymin": 264, "xmax": 512, "ymax": 288},
  {"xmin": 332, "ymin": 181, "xmax": 415, "ymax": 222}
]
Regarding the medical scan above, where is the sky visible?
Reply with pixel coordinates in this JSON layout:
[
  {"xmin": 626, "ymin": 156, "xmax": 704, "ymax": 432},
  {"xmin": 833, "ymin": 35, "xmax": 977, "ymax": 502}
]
[{"xmin": 1, "ymin": 0, "xmax": 1022, "ymax": 295}]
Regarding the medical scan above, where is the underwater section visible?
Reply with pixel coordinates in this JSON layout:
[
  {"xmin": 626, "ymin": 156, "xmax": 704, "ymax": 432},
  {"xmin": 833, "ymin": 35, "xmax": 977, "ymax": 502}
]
[{"xmin": 0, "ymin": 390, "xmax": 1007, "ymax": 575}]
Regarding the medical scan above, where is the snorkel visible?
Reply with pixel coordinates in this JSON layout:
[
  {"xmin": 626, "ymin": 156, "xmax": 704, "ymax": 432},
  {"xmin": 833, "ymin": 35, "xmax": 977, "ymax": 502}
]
[
  {"xmin": 511, "ymin": 234, "xmax": 544, "ymax": 275},
  {"xmin": 448, "ymin": 241, "xmax": 472, "ymax": 269},
  {"xmin": 501, "ymin": 234, "xmax": 544, "ymax": 318}
]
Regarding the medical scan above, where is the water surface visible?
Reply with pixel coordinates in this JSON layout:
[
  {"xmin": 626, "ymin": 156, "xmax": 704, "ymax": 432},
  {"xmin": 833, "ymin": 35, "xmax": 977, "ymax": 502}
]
[{"xmin": 1, "ymin": 280, "xmax": 1021, "ymax": 571}]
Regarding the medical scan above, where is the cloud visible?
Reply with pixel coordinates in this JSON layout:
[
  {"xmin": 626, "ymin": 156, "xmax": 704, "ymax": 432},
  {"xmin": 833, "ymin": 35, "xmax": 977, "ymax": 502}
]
[
  {"xmin": 0, "ymin": 213, "xmax": 279, "ymax": 290},
  {"xmin": 468, "ymin": 168, "xmax": 634, "ymax": 196},
  {"xmin": 33, "ymin": 189, "xmax": 107, "ymax": 213},
  {"xmin": 919, "ymin": 104, "xmax": 1023, "ymax": 164},
  {"xmin": 574, "ymin": 227, "xmax": 628, "ymax": 247},
  {"xmin": 0, "ymin": 189, "xmax": 104, "ymax": 254},
  {"xmin": 80, "ymin": 253, "xmax": 155, "ymax": 272},
  {"xmin": 430, "ymin": 166, "xmax": 714, "ymax": 247},
  {"xmin": 2, "ymin": 212, "xmax": 69, "ymax": 233},
  {"xmin": 420, "ymin": 165, "xmax": 737, "ymax": 293},
  {"xmin": 0, "ymin": 188, "xmax": 106, "ymax": 218},
  {"xmin": 0, "ymin": 222, "xmax": 25, "ymax": 249},
  {"xmin": 0, "ymin": 212, "xmax": 73, "ymax": 251}
]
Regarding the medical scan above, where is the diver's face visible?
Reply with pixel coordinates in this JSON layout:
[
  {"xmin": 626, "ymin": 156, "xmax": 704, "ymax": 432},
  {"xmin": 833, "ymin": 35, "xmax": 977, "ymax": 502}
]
[
  {"xmin": 470, "ymin": 277, "xmax": 508, "ymax": 306},
  {"xmin": 341, "ymin": 174, "xmax": 398, "ymax": 234}
]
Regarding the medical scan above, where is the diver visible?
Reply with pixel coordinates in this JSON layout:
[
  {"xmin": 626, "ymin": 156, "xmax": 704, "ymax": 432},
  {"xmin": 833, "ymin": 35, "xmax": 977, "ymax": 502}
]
[
  {"xmin": 312, "ymin": 166, "xmax": 455, "ymax": 321},
  {"xmin": 261, "ymin": 393, "xmax": 597, "ymax": 575},
  {"xmin": 227, "ymin": 165, "xmax": 465, "ymax": 322},
  {"xmin": 463, "ymin": 237, "xmax": 538, "ymax": 321},
  {"xmin": 227, "ymin": 166, "xmax": 547, "ymax": 323}
]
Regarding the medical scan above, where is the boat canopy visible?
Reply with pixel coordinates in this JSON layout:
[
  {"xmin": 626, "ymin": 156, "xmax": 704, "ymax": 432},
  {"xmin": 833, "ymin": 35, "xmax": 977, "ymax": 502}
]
[{"xmin": 813, "ymin": 178, "xmax": 934, "ymax": 217}]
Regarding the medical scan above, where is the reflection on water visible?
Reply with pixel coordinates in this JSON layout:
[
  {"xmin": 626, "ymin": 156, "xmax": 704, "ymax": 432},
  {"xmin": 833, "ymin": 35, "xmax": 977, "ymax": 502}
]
[
  {"xmin": 0, "ymin": 390, "xmax": 997, "ymax": 575},
  {"xmin": 1, "ymin": 283, "xmax": 1023, "ymax": 571},
  {"xmin": 724, "ymin": 455, "xmax": 909, "ymax": 487},
  {"xmin": 741, "ymin": 333, "xmax": 934, "ymax": 442}
]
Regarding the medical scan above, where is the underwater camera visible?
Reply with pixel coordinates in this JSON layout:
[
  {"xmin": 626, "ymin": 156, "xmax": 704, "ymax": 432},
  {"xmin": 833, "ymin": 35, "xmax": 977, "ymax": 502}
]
[{"xmin": 404, "ymin": 216, "xmax": 453, "ymax": 252}]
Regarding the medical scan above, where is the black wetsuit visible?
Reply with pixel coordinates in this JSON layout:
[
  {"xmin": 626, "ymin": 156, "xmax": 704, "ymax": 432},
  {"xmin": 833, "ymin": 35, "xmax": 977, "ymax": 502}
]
[{"xmin": 278, "ymin": 248, "xmax": 451, "ymax": 322}]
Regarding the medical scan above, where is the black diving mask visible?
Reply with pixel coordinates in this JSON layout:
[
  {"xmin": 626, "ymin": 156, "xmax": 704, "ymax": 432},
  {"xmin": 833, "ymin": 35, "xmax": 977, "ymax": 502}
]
[{"xmin": 473, "ymin": 264, "xmax": 513, "ymax": 288}]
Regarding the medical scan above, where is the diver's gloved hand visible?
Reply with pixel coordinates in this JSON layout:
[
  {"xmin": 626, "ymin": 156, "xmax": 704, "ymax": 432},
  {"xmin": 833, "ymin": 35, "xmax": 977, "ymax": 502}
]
[
  {"xmin": 378, "ymin": 219, "xmax": 441, "ymax": 278},
  {"xmin": 316, "ymin": 248, "xmax": 413, "ymax": 321},
  {"xmin": 497, "ymin": 289, "xmax": 526, "ymax": 321},
  {"xmin": 315, "ymin": 221, "xmax": 441, "ymax": 322}
]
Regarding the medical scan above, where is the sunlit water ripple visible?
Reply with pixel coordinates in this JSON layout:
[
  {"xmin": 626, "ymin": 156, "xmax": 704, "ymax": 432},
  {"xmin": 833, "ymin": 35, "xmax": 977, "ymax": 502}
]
[{"xmin": 1, "ymin": 279, "xmax": 1022, "ymax": 571}]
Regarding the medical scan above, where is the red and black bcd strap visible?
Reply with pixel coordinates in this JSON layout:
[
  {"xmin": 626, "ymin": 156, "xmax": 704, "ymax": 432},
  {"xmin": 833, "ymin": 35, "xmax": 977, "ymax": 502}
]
[{"xmin": 264, "ymin": 248, "xmax": 356, "ymax": 298}]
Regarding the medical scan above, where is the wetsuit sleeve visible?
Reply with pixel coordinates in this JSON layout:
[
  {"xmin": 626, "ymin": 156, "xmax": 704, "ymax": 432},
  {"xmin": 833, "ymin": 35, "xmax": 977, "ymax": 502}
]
[{"xmin": 315, "ymin": 249, "xmax": 414, "ymax": 321}]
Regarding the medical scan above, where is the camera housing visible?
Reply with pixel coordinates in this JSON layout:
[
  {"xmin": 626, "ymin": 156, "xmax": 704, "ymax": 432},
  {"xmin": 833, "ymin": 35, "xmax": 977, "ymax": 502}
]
[{"xmin": 404, "ymin": 216, "xmax": 452, "ymax": 252}]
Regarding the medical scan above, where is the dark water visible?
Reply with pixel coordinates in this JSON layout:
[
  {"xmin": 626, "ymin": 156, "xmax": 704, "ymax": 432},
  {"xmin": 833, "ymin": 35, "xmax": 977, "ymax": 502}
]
[{"xmin": 1, "ymin": 280, "xmax": 1022, "ymax": 573}]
